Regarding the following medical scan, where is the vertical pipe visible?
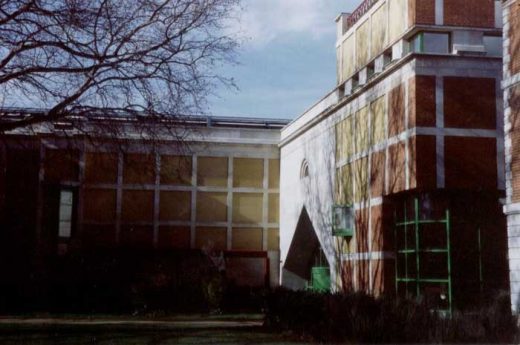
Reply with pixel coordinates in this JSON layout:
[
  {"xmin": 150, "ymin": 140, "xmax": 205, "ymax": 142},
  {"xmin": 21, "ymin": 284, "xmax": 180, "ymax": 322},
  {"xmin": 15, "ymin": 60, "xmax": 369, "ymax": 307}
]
[
  {"xmin": 478, "ymin": 227, "xmax": 483, "ymax": 294},
  {"xmin": 415, "ymin": 198, "xmax": 420, "ymax": 298},
  {"xmin": 404, "ymin": 201, "xmax": 409, "ymax": 295},
  {"xmin": 394, "ymin": 209, "xmax": 398, "ymax": 294},
  {"xmin": 446, "ymin": 209, "xmax": 452, "ymax": 314}
]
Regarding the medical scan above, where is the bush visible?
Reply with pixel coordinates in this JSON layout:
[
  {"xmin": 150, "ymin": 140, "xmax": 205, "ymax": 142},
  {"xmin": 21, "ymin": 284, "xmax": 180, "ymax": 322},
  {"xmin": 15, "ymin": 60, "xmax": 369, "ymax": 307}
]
[{"xmin": 264, "ymin": 288, "xmax": 519, "ymax": 343}]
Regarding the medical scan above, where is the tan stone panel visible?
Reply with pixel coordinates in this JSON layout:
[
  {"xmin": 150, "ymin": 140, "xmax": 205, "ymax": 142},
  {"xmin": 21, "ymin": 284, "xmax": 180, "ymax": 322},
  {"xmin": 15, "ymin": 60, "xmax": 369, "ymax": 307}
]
[
  {"xmin": 195, "ymin": 227, "xmax": 227, "ymax": 251},
  {"xmin": 342, "ymin": 34, "xmax": 355, "ymax": 80},
  {"xmin": 371, "ymin": 3, "xmax": 388, "ymax": 57},
  {"xmin": 233, "ymin": 193, "xmax": 263, "ymax": 223},
  {"xmin": 354, "ymin": 106, "xmax": 369, "ymax": 154},
  {"xmin": 335, "ymin": 164, "xmax": 353, "ymax": 205},
  {"xmin": 85, "ymin": 152, "xmax": 118, "ymax": 184},
  {"xmin": 159, "ymin": 191, "xmax": 191, "ymax": 221},
  {"xmin": 158, "ymin": 226, "xmax": 191, "ymax": 249},
  {"xmin": 83, "ymin": 189, "xmax": 116, "ymax": 222},
  {"xmin": 197, "ymin": 156, "xmax": 228, "ymax": 187},
  {"xmin": 388, "ymin": 0, "xmax": 407, "ymax": 43},
  {"xmin": 370, "ymin": 96, "xmax": 386, "ymax": 146},
  {"xmin": 356, "ymin": 19, "xmax": 370, "ymax": 69},
  {"xmin": 336, "ymin": 47, "xmax": 342, "ymax": 83},
  {"xmin": 268, "ymin": 194, "xmax": 279, "ymax": 223},
  {"xmin": 81, "ymin": 224, "xmax": 116, "ymax": 247},
  {"xmin": 353, "ymin": 158, "xmax": 369, "ymax": 203},
  {"xmin": 160, "ymin": 155, "xmax": 192, "ymax": 185},
  {"xmin": 267, "ymin": 228, "xmax": 279, "ymax": 251},
  {"xmin": 268, "ymin": 159, "xmax": 280, "ymax": 189},
  {"xmin": 232, "ymin": 228, "xmax": 263, "ymax": 250},
  {"xmin": 121, "ymin": 190, "xmax": 154, "ymax": 222},
  {"xmin": 196, "ymin": 192, "xmax": 228, "ymax": 222},
  {"xmin": 510, "ymin": 3, "xmax": 520, "ymax": 75},
  {"xmin": 335, "ymin": 117, "xmax": 353, "ymax": 162},
  {"xmin": 120, "ymin": 225, "xmax": 153, "ymax": 248},
  {"xmin": 123, "ymin": 153, "xmax": 155, "ymax": 185},
  {"xmin": 45, "ymin": 149, "xmax": 79, "ymax": 182},
  {"xmin": 510, "ymin": 85, "xmax": 520, "ymax": 202},
  {"xmin": 233, "ymin": 158, "xmax": 263, "ymax": 188}
]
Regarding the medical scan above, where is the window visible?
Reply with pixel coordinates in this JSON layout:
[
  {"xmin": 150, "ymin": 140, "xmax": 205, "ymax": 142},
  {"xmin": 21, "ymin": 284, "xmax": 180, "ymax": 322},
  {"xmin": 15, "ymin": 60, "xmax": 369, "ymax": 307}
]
[
  {"xmin": 483, "ymin": 35, "xmax": 502, "ymax": 56},
  {"xmin": 300, "ymin": 160, "xmax": 309, "ymax": 179},
  {"xmin": 58, "ymin": 189, "xmax": 73, "ymax": 238},
  {"xmin": 332, "ymin": 205, "xmax": 354, "ymax": 237},
  {"xmin": 411, "ymin": 32, "xmax": 450, "ymax": 54}
]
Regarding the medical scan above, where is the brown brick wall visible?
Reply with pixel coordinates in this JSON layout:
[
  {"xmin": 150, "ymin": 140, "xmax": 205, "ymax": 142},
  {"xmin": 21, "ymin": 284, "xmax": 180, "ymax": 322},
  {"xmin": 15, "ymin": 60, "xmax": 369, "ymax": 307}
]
[
  {"xmin": 445, "ymin": 136, "xmax": 497, "ymax": 190},
  {"xmin": 409, "ymin": 135, "xmax": 436, "ymax": 190},
  {"xmin": 371, "ymin": 259, "xmax": 395, "ymax": 296},
  {"xmin": 408, "ymin": 0, "xmax": 435, "ymax": 25},
  {"xmin": 510, "ymin": 1, "xmax": 520, "ymax": 75},
  {"xmin": 387, "ymin": 142, "xmax": 406, "ymax": 194},
  {"xmin": 389, "ymin": 84, "xmax": 405, "ymax": 137},
  {"xmin": 355, "ymin": 208, "xmax": 369, "ymax": 253},
  {"xmin": 370, "ymin": 205, "xmax": 383, "ymax": 252},
  {"xmin": 370, "ymin": 151, "xmax": 385, "ymax": 198},
  {"xmin": 409, "ymin": 76, "xmax": 436, "ymax": 128},
  {"xmin": 443, "ymin": 0, "xmax": 494, "ymax": 28},
  {"xmin": 444, "ymin": 77, "xmax": 496, "ymax": 130},
  {"xmin": 510, "ymin": 85, "xmax": 520, "ymax": 202}
]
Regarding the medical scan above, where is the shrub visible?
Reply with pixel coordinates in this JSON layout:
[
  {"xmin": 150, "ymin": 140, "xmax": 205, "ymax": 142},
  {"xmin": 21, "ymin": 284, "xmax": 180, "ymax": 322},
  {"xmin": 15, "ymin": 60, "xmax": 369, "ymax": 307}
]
[{"xmin": 264, "ymin": 288, "xmax": 519, "ymax": 343}]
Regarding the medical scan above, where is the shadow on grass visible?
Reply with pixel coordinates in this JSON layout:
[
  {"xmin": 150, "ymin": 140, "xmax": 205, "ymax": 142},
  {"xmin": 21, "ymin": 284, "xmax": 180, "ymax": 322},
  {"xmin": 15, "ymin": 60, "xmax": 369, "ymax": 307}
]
[{"xmin": 0, "ymin": 328, "xmax": 309, "ymax": 345}]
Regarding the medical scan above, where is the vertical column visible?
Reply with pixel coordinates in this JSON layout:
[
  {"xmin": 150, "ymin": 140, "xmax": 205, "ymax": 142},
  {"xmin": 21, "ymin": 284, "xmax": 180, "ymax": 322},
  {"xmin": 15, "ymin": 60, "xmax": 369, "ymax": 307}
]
[
  {"xmin": 436, "ymin": 76, "xmax": 445, "ymax": 188},
  {"xmin": 190, "ymin": 155, "xmax": 197, "ymax": 249},
  {"xmin": 435, "ymin": 0, "xmax": 444, "ymax": 25},
  {"xmin": 153, "ymin": 153, "xmax": 160, "ymax": 248},
  {"xmin": 405, "ymin": 79, "xmax": 410, "ymax": 190},
  {"xmin": 77, "ymin": 144, "xmax": 86, "ymax": 237},
  {"xmin": 35, "ymin": 143, "xmax": 46, "ymax": 249},
  {"xmin": 227, "ymin": 156, "xmax": 233, "ymax": 250},
  {"xmin": 262, "ymin": 157, "xmax": 269, "ymax": 251},
  {"xmin": 496, "ymin": 78, "xmax": 506, "ymax": 190},
  {"xmin": 115, "ymin": 152, "xmax": 123, "ymax": 244}
]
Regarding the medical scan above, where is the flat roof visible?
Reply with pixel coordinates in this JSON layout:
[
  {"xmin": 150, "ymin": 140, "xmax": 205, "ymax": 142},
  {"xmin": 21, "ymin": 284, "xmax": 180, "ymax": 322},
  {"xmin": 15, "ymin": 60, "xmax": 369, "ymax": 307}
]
[{"xmin": 0, "ymin": 107, "xmax": 290, "ymax": 130}]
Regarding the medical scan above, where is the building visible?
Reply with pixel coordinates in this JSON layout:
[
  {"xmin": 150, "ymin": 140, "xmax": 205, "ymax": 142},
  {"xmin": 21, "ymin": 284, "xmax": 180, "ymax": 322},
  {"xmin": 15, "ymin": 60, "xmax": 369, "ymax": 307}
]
[
  {"xmin": 503, "ymin": 0, "xmax": 520, "ymax": 312},
  {"xmin": 0, "ymin": 0, "xmax": 516, "ymax": 314},
  {"xmin": 0, "ymin": 110, "xmax": 288, "ymax": 301},
  {"xmin": 280, "ymin": 0, "xmax": 508, "ymax": 312}
]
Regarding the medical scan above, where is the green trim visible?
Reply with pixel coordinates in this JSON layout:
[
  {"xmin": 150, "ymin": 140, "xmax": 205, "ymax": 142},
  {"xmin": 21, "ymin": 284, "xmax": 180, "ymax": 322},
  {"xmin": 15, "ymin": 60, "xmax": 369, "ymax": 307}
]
[{"xmin": 394, "ymin": 196, "xmax": 452, "ymax": 315}]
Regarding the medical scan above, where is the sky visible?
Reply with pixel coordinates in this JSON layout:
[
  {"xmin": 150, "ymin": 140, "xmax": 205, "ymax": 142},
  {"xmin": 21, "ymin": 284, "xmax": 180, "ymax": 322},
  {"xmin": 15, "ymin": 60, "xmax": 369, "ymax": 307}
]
[{"xmin": 208, "ymin": 0, "xmax": 359, "ymax": 120}]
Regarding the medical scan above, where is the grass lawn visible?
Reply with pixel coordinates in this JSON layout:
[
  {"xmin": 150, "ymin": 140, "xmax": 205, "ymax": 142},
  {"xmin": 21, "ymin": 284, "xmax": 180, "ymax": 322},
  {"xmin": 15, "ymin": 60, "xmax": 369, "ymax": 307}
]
[
  {"xmin": 0, "ymin": 328, "xmax": 308, "ymax": 345},
  {"xmin": 0, "ymin": 315, "xmax": 311, "ymax": 344}
]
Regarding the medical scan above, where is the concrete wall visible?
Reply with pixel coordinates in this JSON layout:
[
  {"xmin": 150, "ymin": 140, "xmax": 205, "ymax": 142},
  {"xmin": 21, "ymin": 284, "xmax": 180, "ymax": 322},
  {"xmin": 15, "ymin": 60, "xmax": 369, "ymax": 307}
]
[
  {"xmin": 281, "ymin": 54, "xmax": 504, "ymax": 294},
  {"xmin": 503, "ymin": 0, "xmax": 520, "ymax": 312},
  {"xmin": 5, "ymin": 123, "xmax": 283, "ymax": 288}
]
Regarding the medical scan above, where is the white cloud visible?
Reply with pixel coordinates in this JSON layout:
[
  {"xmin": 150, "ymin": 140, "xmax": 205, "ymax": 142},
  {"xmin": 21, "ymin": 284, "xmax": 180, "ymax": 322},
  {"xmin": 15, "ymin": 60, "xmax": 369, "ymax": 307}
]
[{"xmin": 229, "ymin": 0, "xmax": 354, "ymax": 48}]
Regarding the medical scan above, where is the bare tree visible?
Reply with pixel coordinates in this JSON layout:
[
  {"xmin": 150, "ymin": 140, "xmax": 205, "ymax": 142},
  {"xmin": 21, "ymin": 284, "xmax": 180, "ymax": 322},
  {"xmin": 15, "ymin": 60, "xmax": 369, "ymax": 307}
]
[{"xmin": 0, "ymin": 0, "xmax": 239, "ymax": 132}]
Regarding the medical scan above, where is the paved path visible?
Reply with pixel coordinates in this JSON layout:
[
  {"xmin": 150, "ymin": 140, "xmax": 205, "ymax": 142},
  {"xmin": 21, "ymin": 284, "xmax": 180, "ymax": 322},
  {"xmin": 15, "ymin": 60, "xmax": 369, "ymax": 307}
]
[{"xmin": 0, "ymin": 317, "xmax": 263, "ymax": 330}]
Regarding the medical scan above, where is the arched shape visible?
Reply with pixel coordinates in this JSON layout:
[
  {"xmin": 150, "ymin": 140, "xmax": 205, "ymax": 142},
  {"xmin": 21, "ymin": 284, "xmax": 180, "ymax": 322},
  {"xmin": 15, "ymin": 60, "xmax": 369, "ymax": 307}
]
[{"xmin": 300, "ymin": 159, "xmax": 309, "ymax": 179}]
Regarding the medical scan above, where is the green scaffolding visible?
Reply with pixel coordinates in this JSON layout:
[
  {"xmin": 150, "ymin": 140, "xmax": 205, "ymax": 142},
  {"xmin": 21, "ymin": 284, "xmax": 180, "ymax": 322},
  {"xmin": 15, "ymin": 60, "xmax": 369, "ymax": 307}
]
[{"xmin": 394, "ymin": 198, "xmax": 452, "ymax": 314}]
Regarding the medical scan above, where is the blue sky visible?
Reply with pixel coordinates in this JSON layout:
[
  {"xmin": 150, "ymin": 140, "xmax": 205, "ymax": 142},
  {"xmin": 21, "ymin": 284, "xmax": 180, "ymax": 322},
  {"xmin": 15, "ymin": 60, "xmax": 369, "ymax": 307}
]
[{"xmin": 208, "ymin": 0, "xmax": 358, "ymax": 120}]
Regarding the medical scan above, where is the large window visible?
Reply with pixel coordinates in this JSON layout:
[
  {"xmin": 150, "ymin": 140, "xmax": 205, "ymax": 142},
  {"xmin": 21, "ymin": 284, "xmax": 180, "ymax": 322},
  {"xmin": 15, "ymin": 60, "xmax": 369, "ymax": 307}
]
[
  {"xmin": 483, "ymin": 35, "xmax": 502, "ymax": 57},
  {"xmin": 411, "ymin": 32, "xmax": 450, "ymax": 54},
  {"xmin": 58, "ymin": 189, "xmax": 74, "ymax": 238}
]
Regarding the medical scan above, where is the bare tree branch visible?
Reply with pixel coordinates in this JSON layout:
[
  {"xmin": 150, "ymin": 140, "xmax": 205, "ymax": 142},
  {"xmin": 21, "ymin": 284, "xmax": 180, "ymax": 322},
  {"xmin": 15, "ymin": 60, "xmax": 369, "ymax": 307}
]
[{"xmin": 0, "ymin": 0, "xmax": 240, "ymax": 133}]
